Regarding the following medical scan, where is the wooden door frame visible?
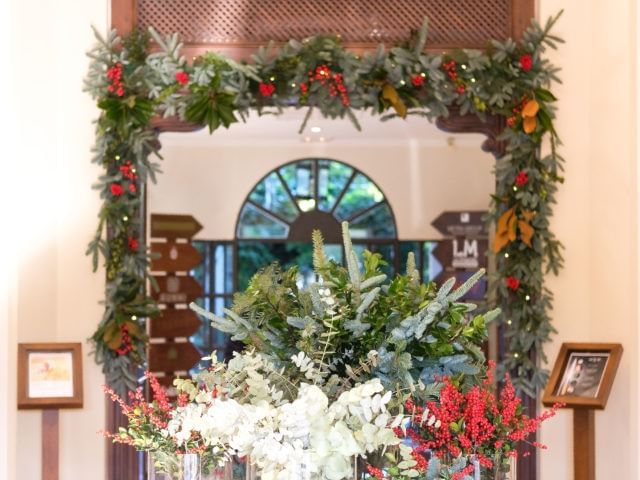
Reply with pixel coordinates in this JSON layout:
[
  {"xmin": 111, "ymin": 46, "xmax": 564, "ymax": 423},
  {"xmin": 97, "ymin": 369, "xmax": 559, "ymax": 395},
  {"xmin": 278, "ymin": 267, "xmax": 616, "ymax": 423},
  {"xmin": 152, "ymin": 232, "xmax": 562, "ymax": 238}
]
[{"xmin": 106, "ymin": 2, "xmax": 538, "ymax": 479}]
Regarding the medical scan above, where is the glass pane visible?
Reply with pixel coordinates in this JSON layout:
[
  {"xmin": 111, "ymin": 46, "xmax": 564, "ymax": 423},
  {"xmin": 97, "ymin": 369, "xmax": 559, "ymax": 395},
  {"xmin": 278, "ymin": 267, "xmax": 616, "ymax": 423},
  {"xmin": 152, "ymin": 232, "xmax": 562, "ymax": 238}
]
[
  {"xmin": 249, "ymin": 172, "xmax": 299, "ymax": 222},
  {"xmin": 225, "ymin": 244, "xmax": 234, "ymax": 293},
  {"xmin": 334, "ymin": 173, "xmax": 385, "ymax": 220},
  {"xmin": 279, "ymin": 160, "xmax": 316, "ymax": 212},
  {"xmin": 191, "ymin": 241, "xmax": 208, "ymax": 292},
  {"xmin": 349, "ymin": 203, "xmax": 396, "ymax": 238},
  {"xmin": 214, "ymin": 244, "xmax": 225, "ymax": 294},
  {"xmin": 237, "ymin": 203, "xmax": 289, "ymax": 239},
  {"xmin": 423, "ymin": 241, "xmax": 442, "ymax": 282},
  {"xmin": 318, "ymin": 160, "xmax": 353, "ymax": 211},
  {"xmin": 191, "ymin": 297, "xmax": 211, "ymax": 358},
  {"xmin": 324, "ymin": 243, "xmax": 343, "ymax": 264}
]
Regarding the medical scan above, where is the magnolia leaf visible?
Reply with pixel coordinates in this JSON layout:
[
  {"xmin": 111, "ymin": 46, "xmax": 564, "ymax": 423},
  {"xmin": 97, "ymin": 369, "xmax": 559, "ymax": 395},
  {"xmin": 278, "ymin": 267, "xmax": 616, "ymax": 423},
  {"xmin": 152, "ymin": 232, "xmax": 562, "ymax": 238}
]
[
  {"xmin": 125, "ymin": 321, "xmax": 144, "ymax": 339},
  {"xmin": 103, "ymin": 323, "xmax": 122, "ymax": 350},
  {"xmin": 518, "ymin": 219, "xmax": 535, "ymax": 246},
  {"xmin": 382, "ymin": 83, "xmax": 407, "ymax": 118}
]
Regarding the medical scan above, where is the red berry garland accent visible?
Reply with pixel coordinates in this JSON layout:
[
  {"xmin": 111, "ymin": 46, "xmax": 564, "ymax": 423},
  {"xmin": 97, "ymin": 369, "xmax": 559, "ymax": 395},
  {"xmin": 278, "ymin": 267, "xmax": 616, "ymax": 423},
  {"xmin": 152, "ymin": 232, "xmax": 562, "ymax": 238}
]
[
  {"xmin": 308, "ymin": 64, "xmax": 350, "ymax": 106},
  {"xmin": 443, "ymin": 60, "xmax": 467, "ymax": 95},
  {"xmin": 110, "ymin": 183, "xmax": 124, "ymax": 196},
  {"xmin": 119, "ymin": 162, "xmax": 137, "ymax": 180},
  {"xmin": 106, "ymin": 63, "xmax": 124, "ymax": 97},
  {"xmin": 299, "ymin": 82, "xmax": 308, "ymax": 94},
  {"xmin": 505, "ymin": 276, "xmax": 520, "ymax": 291},
  {"xmin": 411, "ymin": 74, "xmax": 425, "ymax": 88},
  {"xmin": 506, "ymin": 116, "xmax": 517, "ymax": 127},
  {"xmin": 128, "ymin": 236, "xmax": 139, "ymax": 251},
  {"xmin": 258, "ymin": 82, "xmax": 276, "ymax": 97},
  {"xmin": 115, "ymin": 324, "xmax": 133, "ymax": 356},
  {"xmin": 175, "ymin": 70, "xmax": 189, "ymax": 86},
  {"xmin": 519, "ymin": 54, "xmax": 533, "ymax": 72},
  {"xmin": 443, "ymin": 60, "xmax": 458, "ymax": 80},
  {"xmin": 515, "ymin": 171, "xmax": 529, "ymax": 187}
]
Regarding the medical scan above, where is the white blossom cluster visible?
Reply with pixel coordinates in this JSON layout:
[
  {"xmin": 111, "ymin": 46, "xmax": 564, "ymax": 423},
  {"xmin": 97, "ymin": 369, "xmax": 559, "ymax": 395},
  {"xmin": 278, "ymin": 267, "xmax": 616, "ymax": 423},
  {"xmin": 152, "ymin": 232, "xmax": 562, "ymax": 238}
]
[{"xmin": 164, "ymin": 352, "xmax": 402, "ymax": 480}]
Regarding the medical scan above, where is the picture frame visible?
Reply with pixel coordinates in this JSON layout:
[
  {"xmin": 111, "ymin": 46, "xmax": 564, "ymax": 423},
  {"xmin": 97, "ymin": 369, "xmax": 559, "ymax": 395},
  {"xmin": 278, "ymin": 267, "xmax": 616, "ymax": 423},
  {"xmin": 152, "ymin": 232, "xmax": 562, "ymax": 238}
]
[
  {"xmin": 542, "ymin": 342, "xmax": 622, "ymax": 409},
  {"xmin": 17, "ymin": 343, "xmax": 84, "ymax": 409}
]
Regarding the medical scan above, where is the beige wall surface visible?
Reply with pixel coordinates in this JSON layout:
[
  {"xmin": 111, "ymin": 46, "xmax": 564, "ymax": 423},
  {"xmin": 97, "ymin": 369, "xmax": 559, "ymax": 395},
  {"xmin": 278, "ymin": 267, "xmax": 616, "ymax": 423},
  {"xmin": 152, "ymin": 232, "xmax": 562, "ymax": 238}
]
[
  {"xmin": 148, "ymin": 137, "xmax": 494, "ymax": 241},
  {"xmin": 2, "ymin": 0, "xmax": 638, "ymax": 479}
]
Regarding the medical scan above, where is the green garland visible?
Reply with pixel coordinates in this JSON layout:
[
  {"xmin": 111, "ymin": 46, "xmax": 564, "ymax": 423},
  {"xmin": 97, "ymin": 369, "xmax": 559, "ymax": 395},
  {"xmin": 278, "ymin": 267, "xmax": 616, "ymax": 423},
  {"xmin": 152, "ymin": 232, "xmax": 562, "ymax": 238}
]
[{"xmin": 84, "ymin": 14, "xmax": 564, "ymax": 394}]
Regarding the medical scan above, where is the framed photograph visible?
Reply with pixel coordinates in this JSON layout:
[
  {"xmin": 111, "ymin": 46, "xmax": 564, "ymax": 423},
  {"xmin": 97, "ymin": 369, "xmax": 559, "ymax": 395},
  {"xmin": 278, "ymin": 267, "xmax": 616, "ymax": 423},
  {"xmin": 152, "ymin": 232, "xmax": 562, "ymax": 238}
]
[
  {"xmin": 542, "ymin": 343, "xmax": 622, "ymax": 409},
  {"xmin": 17, "ymin": 343, "xmax": 83, "ymax": 409}
]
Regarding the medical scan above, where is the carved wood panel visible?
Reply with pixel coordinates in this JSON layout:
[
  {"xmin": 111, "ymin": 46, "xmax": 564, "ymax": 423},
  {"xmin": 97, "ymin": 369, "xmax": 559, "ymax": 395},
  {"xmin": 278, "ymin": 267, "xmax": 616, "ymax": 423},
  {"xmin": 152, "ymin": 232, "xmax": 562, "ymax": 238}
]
[{"xmin": 113, "ymin": 0, "xmax": 534, "ymax": 60}]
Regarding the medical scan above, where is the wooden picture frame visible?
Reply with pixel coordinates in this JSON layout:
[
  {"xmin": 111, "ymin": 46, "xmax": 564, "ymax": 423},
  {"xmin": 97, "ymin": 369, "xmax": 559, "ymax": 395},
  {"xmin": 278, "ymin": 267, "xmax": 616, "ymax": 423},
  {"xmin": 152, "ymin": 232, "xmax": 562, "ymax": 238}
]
[
  {"xmin": 17, "ymin": 343, "xmax": 84, "ymax": 409},
  {"xmin": 542, "ymin": 342, "xmax": 622, "ymax": 409}
]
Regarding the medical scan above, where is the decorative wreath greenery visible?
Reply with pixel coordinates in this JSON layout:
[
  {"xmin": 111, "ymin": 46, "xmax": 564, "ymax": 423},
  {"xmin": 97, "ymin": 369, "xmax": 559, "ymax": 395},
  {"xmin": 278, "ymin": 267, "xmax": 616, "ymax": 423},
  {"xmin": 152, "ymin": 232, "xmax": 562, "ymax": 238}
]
[{"xmin": 84, "ymin": 14, "xmax": 564, "ymax": 395}]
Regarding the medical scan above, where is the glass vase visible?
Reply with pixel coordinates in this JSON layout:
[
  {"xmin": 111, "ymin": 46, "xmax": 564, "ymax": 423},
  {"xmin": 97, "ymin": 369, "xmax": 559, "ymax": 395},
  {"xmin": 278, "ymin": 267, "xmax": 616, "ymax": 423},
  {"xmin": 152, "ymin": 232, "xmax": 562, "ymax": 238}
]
[{"xmin": 147, "ymin": 453, "xmax": 202, "ymax": 480}]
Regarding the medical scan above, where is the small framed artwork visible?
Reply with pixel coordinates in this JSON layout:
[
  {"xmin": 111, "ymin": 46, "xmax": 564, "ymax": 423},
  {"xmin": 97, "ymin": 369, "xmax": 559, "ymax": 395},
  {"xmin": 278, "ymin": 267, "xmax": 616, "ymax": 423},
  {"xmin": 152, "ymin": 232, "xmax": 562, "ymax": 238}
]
[
  {"xmin": 17, "ymin": 343, "xmax": 83, "ymax": 409},
  {"xmin": 542, "ymin": 342, "xmax": 622, "ymax": 409}
]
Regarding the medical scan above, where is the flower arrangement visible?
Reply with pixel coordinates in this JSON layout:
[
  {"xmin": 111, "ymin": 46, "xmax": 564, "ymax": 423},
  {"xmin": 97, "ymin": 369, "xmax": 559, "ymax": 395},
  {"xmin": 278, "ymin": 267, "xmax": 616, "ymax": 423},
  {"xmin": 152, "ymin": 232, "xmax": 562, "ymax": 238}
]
[
  {"xmin": 103, "ymin": 223, "xmax": 559, "ymax": 479},
  {"xmin": 386, "ymin": 366, "xmax": 561, "ymax": 480}
]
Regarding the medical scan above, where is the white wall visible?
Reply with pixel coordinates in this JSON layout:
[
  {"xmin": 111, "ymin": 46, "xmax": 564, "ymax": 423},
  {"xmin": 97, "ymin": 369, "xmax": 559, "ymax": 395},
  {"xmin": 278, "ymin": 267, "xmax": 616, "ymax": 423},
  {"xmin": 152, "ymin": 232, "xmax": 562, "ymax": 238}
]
[
  {"xmin": 2, "ymin": 1, "xmax": 638, "ymax": 479},
  {"xmin": 149, "ymin": 136, "xmax": 494, "ymax": 241},
  {"xmin": 5, "ymin": 0, "xmax": 110, "ymax": 479},
  {"xmin": 538, "ymin": 0, "xmax": 639, "ymax": 479}
]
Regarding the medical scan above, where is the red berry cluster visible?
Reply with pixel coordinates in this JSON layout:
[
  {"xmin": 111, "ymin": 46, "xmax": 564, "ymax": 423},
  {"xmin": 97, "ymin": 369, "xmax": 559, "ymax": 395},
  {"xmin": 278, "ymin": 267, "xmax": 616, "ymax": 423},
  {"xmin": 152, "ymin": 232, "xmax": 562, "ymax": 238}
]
[
  {"xmin": 515, "ymin": 170, "xmax": 529, "ymax": 187},
  {"xmin": 411, "ymin": 73, "xmax": 425, "ymax": 88},
  {"xmin": 519, "ymin": 54, "xmax": 533, "ymax": 72},
  {"xmin": 110, "ymin": 161, "xmax": 139, "ymax": 197},
  {"xmin": 175, "ymin": 70, "xmax": 189, "ymax": 86},
  {"xmin": 443, "ymin": 60, "xmax": 466, "ymax": 94},
  {"xmin": 258, "ymin": 82, "xmax": 276, "ymax": 97},
  {"xmin": 394, "ymin": 368, "xmax": 561, "ymax": 478},
  {"xmin": 128, "ymin": 236, "xmax": 139, "ymax": 251},
  {"xmin": 505, "ymin": 276, "xmax": 520, "ymax": 291},
  {"xmin": 366, "ymin": 465, "xmax": 384, "ymax": 479},
  {"xmin": 307, "ymin": 64, "xmax": 350, "ymax": 106},
  {"xmin": 107, "ymin": 63, "xmax": 124, "ymax": 97},
  {"xmin": 116, "ymin": 324, "xmax": 133, "ymax": 356}
]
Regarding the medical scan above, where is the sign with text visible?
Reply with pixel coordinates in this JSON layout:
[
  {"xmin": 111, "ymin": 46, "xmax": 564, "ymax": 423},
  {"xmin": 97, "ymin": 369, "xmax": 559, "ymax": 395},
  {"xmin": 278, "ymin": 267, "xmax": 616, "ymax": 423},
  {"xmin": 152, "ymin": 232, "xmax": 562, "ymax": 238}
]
[
  {"xmin": 150, "ymin": 242, "xmax": 203, "ymax": 272},
  {"xmin": 151, "ymin": 275, "xmax": 204, "ymax": 304},
  {"xmin": 150, "ymin": 214, "xmax": 203, "ymax": 240},
  {"xmin": 431, "ymin": 211, "xmax": 488, "ymax": 237},
  {"xmin": 432, "ymin": 238, "xmax": 488, "ymax": 270}
]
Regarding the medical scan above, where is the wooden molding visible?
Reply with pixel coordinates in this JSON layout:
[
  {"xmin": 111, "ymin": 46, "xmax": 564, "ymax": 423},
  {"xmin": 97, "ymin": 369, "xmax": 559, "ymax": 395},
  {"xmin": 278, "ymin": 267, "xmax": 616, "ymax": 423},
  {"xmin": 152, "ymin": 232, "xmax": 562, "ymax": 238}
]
[{"xmin": 436, "ymin": 109, "xmax": 506, "ymax": 159}]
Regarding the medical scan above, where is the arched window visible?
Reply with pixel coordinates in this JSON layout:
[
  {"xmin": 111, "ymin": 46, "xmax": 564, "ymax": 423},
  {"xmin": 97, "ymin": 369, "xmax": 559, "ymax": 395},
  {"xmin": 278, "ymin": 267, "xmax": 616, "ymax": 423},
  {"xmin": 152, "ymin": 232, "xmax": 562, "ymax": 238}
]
[
  {"xmin": 235, "ymin": 158, "xmax": 398, "ymax": 289},
  {"xmin": 236, "ymin": 158, "xmax": 397, "ymax": 243}
]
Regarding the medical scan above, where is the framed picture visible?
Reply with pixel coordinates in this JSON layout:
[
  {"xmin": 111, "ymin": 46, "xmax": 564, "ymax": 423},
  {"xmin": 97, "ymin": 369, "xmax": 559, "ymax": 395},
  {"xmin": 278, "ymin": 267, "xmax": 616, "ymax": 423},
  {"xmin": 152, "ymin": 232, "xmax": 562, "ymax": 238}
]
[
  {"xmin": 542, "ymin": 343, "xmax": 622, "ymax": 409},
  {"xmin": 17, "ymin": 343, "xmax": 83, "ymax": 409}
]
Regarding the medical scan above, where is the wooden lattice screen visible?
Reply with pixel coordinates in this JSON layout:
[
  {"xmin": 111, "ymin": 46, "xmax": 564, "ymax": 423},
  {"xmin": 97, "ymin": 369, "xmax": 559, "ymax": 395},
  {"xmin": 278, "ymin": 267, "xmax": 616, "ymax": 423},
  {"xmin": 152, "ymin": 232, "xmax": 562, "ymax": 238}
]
[{"xmin": 113, "ymin": 0, "xmax": 534, "ymax": 59}]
